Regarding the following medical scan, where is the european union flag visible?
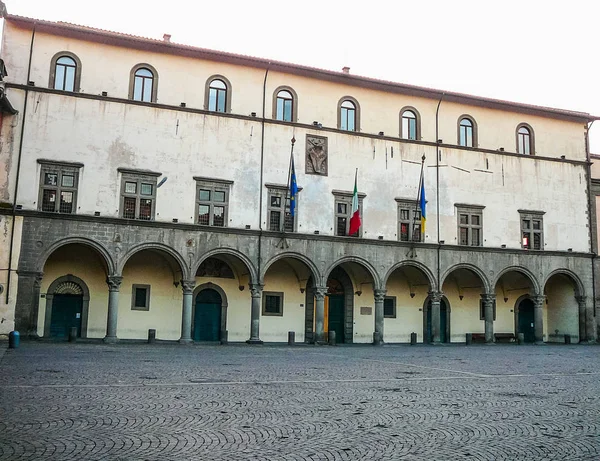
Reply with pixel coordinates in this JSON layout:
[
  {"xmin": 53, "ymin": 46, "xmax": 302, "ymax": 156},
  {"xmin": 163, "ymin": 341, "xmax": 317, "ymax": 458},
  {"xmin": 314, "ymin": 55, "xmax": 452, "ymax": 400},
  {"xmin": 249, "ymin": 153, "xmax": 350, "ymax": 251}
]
[{"xmin": 289, "ymin": 155, "xmax": 298, "ymax": 217}]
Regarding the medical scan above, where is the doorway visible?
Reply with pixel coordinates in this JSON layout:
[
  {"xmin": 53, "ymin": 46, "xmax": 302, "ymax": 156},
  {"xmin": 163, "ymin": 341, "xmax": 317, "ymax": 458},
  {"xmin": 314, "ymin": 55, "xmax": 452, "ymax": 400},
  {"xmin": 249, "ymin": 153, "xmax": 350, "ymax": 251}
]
[
  {"xmin": 50, "ymin": 294, "xmax": 83, "ymax": 339},
  {"xmin": 425, "ymin": 298, "xmax": 449, "ymax": 343},
  {"xmin": 194, "ymin": 289, "xmax": 222, "ymax": 341},
  {"xmin": 517, "ymin": 298, "xmax": 535, "ymax": 343}
]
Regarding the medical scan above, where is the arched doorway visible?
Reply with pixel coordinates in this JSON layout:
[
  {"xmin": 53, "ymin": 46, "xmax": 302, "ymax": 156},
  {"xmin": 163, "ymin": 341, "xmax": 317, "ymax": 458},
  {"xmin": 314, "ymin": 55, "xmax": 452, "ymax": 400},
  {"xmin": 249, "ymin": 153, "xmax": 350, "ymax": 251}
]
[
  {"xmin": 424, "ymin": 297, "xmax": 450, "ymax": 343},
  {"xmin": 326, "ymin": 278, "xmax": 345, "ymax": 343},
  {"xmin": 517, "ymin": 298, "xmax": 535, "ymax": 343},
  {"xmin": 49, "ymin": 280, "xmax": 85, "ymax": 339},
  {"xmin": 194, "ymin": 289, "xmax": 222, "ymax": 341}
]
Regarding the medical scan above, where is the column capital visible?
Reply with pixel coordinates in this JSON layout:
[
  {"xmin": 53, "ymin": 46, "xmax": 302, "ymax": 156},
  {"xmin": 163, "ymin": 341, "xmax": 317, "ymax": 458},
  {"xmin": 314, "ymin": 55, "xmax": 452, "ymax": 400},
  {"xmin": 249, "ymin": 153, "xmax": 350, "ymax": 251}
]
[
  {"xmin": 249, "ymin": 283, "xmax": 264, "ymax": 298},
  {"xmin": 181, "ymin": 280, "xmax": 196, "ymax": 295},
  {"xmin": 106, "ymin": 276, "xmax": 123, "ymax": 292},
  {"xmin": 33, "ymin": 272, "xmax": 44, "ymax": 289},
  {"xmin": 532, "ymin": 294, "xmax": 546, "ymax": 307},
  {"xmin": 374, "ymin": 289, "xmax": 387, "ymax": 302},
  {"xmin": 480, "ymin": 293, "xmax": 496, "ymax": 304},
  {"xmin": 314, "ymin": 286, "xmax": 327, "ymax": 300},
  {"xmin": 575, "ymin": 295, "xmax": 587, "ymax": 306},
  {"xmin": 428, "ymin": 291, "xmax": 443, "ymax": 303}
]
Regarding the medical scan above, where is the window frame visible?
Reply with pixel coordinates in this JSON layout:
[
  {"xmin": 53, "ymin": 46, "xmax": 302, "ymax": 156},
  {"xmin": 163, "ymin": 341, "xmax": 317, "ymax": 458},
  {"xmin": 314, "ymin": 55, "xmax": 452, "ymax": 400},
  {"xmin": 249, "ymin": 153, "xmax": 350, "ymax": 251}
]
[
  {"xmin": 516, "ymin": 123, "xmax": 535, "ymax": 155},
  {"xmin": 337, "ymin": 96, "xmax": 361, "ymax": 132},
  {"xmin": 131, "ymin": 284, "xmax": 151, "ymax": 311},
  {"xmin": 118, "ymin": 168, "xmax": 161, "ymax": 221},
  {"xmin": 396, "ymin": 199, "xmax": 422, "ymax": 242},
  {"xmin": 262, "ymin": 291, "xmax": 284, "ymax": 316},
  {"xmin": 266, "ymin": 183, "xmax": 301, "ymax": 232},
  {"xmin": 332, "ymin": 189, "xmax": 365, "ymax": 237},
  {"xmin": 204, "ymin": 74, "xmax": 232, "ymax": 113},
  {"xmin": 456, "ymin": 204, "xmax": 485, "ymax": 247},
  {"xmin": 272, "ymin": 86, "xmax": 298, "ymax": 122},
  {"xmin": 128, "ymin": 63, "xmax": 159, "ymax": 103},
  {"xmin": 194, "ymin": 176, "xmax": 233, "ymax": 227},
  {"xmin": 37, "ymin": 160, "xmax": 82, "ymax": 214},
  {"xmin": 457, "ymin": 115, "xmax": 478, "ymax": 148},
  {"xmin": 384, "ymin": 296, "xmax": 397, "ymax": 319},
  {"xmin": 399, "ymin": 106, "xmax": 420, "ymax": 140},
  {"xmin": 49, "ymin": 51, "xmax": 82, "ymax": 93},
  {"xmin": 519, "ymin": 209, "xmax": 545, "ymax": 250}
]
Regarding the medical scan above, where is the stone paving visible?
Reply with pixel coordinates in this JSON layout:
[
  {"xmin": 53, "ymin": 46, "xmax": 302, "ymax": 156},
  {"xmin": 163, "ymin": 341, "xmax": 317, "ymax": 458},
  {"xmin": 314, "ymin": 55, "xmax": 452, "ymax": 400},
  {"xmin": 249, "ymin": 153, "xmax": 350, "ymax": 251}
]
[{"xmin": 0, "ymin": 342, "xmax": 599, "ymax": 460}]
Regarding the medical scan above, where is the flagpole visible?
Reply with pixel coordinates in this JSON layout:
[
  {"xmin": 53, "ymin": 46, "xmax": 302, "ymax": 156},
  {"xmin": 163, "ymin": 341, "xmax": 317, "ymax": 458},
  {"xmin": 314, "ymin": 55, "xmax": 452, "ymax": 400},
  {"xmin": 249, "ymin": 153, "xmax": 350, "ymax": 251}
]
[
  {"xmin": 282, "ymin": 136, "xmax": 296, "ymax": 233},
  {"xmin": 412, "ymin": 155, "xmax": 425, "ymax": 242}
]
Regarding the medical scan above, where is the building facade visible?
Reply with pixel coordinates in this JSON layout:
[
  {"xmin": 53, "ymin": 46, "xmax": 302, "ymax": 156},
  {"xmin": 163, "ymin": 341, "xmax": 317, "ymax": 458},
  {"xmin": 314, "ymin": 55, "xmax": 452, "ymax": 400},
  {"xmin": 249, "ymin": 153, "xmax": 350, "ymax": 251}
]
[{"xmin": 0, "ymin": 13, "xmax": 597, "ymax": 345}]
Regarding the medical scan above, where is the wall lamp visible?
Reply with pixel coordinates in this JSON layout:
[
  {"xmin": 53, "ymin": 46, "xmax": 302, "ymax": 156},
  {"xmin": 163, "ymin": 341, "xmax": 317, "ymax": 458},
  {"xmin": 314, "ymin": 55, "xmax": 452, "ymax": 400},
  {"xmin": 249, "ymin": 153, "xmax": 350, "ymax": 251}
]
[
  {"xmin": 355, "ymin": 290, "xmax": 362, "ymax": 296},
  {"xmin": 410, "ymin": 292, "xmax": 415, "ymax": 298}
]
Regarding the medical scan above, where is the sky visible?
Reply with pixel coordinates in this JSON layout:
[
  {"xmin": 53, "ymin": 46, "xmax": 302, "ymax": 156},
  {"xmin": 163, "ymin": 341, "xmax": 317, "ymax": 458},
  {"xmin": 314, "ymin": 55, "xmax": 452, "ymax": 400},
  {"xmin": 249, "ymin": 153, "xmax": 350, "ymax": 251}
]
[{"xmin": 4, "ymin": 0, "xmax": 600, "ymax": 152}]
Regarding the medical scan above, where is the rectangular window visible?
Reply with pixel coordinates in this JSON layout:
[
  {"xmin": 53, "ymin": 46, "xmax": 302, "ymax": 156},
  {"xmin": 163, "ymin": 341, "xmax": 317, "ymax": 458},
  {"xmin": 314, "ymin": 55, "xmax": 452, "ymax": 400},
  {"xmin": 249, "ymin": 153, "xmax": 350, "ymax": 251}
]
[
  {"xmin": 384, "ymin": 296, "xmax": 396, "ymax": 318},
  {"xmin": 396, "ymin": 200, "xmax": 422, "ymax": 242},
  {"xmin": 262, "ymin": 291, "xmax": 283, "ymax": 316},
  {"xmin": 519, "ymin": 210, "xmax": 544, "ymax": 250},
  {"xmin": 131, "ymin": 284, "xmax": 151, "ymax": 311},
  {"xmin": 38, "ymin": 162, "xmax": 81, "ymax": 214},
  {"xmin": 333, "ymin": 190, "xmax": 364, "ymax": 237},
  {"xmin": 456, "ymin": 205, "xmax": 484, "ymax": 247},
  {"xmin": 194, "ymin": 177, "xmax": 232, "ymax": 227},
  {"xmin": 119, "ymin": 171, "xmax": 158, "ymax": 220},
  {"xmin": 267, "ymin": 188, "xmax": 295, "ymax": 232}
]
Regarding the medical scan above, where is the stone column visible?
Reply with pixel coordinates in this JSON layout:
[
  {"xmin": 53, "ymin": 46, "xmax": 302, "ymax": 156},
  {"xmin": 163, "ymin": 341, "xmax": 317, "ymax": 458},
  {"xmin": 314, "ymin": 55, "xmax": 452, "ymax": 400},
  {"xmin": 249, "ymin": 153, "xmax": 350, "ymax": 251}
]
[
  {"xmin": 481, "ymin": 293, "xmax": 495, "ymax": 343},
  {"xmin": 247, "ymin": 283, "xmax": 263, "ymax": 344},
  {"xmin": 532, "ymin": 294, "xmax": 545, "ymax": 344},
  {"xmin": 103, "ymin": 276, "xmax": 123, "ymax": 343},
  {"xmin": 29, "ymin": 273, "xmax": 44, "ymax": 338},
  {"xmin": 179, "ymin": 280, "xmax": 195, "ymax": 344},
  {"xmin": 430, "ymin": 291, "xmax": 442, "ymax": 344},
  {"xmin": 575, "ymin": 295, "xmax": 591, "ymax": 343},
  {"xmin": 314, "ymin": 286, "xmax": 327, "ymax": 344},
  {"xmin": 374, "ymin": 289, "xmax": 387, "ymax": 345}
]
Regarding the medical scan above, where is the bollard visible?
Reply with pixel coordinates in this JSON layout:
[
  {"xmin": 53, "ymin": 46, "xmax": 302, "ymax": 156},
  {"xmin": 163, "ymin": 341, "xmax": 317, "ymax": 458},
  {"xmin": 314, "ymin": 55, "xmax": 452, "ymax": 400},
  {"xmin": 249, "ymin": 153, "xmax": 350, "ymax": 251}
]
[
  {"xmin": 8, "ymin": 331, "xmax": 20, "ymax": 349},
  {"xmin": 564, "ymin": 334, "xmax": 571, "ymax": 345},
  {"xmin": 148, "ymin": 329, "xmax": 156, "ymax": 344},
  {"xmin": 465, "ymin": 333, "xmax": 472, "ymax": 345},
  {"xmin": 373, "ymin": 331, "xmax": 382, "ymax": 346},
  {"xmin": 328, "ymin": 330, "xmax": 336, "ymax": 346},
  {"xmin": 220, "ymin": 330, "xmax": 228, "ymax": 345},
  {"xmin": 288, "ymin": 331, "xmax": 295, "ymax": 346},
  {"xmin": 517, "ymin": 332, "xmax": 525, "ymax": 345},
  {"xmin": 68, "ymin": 327, "xmax": 78, "ymax": 342},
  {"xmin": 410, "ymin": 332, "xmax": 417, "ymax": 345}
]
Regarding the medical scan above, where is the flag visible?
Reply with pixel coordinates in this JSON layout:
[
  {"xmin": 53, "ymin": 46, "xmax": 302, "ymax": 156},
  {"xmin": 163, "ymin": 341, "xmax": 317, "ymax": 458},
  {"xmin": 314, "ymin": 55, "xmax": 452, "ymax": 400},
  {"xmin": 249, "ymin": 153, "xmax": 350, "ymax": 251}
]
[
  {"xmin": 289, "ymin": 154, "xmax": 298, "ymax": 218},
  {"xmin": 348, "ymin": 169, "xmax": 361, "ymax": 236},
  {"xmin": 419, "ymin": 170, "xmax": 426, "ymax": 235}
]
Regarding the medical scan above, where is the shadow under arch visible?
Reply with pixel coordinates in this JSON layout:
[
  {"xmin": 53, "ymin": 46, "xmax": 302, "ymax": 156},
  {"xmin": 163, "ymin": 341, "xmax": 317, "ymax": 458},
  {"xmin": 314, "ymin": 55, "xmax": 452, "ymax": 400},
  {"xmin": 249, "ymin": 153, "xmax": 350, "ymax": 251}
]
[
  {"xmin": 192, "ymin": 282, "xmax": 229, "ymax": 341},
  {"xmin": 383, "ymin": 260, "xmax": 437, "ymax": 292},
  {"xmin": 193, "ymin": 248, "xmax": 258, "ymax": 286},
  {"xmin": 260, "ymin": 252, "xmax": 321, "ymax": 286},
  {"xmin": 440, "ymin": 263, "xmax": 491, "ymax": 294},
  {"xmin": 542, "ymin": 268, "xmax": 584, "ymax": 298},
  {"xmin": 38, "ymin": 237, "xmax": 115, "ymax": 275},
  {"xmin": 43, "ymin": 274, "xmax": 91, "ymax": 338},
  {"xmin": 492, "ymin": 265, "xmax": 541, "ymax": 296},
  {"xmin": 324, "ymin": 256, "xmax": 381, "ymax": 291},
  {"xmin": 118, "ymin": 242, "xmax": 189, "ymax": 280}
]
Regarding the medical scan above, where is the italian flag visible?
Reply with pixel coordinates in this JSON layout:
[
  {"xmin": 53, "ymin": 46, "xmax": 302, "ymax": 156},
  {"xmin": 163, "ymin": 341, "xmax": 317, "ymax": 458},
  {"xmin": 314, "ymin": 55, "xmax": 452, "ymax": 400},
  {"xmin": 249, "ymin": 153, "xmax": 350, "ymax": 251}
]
[{"xmin": 348, "ymin": 169, "xmax": 361, "ymax": 236}]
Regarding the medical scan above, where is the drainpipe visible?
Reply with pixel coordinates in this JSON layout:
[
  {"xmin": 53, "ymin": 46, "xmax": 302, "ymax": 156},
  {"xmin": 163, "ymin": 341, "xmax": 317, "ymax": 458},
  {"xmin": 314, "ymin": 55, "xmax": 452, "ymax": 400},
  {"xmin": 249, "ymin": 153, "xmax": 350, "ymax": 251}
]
[
  {"xmin": 5, "ymin": 21, "xmax": 35, "ymax": 304},
  {"xmin": 257, "ymin": 66, "xmax": 269, "ymax": 283},
  {"xmin": 584, "ymin": 120, "xmax": 597, "ymax": 340},
  {"xmin": 435, "ymin": 93, "xmax": 445, "ymax": 294}
]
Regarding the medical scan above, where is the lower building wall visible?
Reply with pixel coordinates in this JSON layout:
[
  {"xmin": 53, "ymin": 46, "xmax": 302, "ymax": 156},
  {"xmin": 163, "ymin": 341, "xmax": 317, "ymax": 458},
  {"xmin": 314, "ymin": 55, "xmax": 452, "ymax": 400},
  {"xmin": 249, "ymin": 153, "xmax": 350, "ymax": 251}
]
[{"xmin": 0, "ymin": 215, "xmax": 22, "ymax": 338}]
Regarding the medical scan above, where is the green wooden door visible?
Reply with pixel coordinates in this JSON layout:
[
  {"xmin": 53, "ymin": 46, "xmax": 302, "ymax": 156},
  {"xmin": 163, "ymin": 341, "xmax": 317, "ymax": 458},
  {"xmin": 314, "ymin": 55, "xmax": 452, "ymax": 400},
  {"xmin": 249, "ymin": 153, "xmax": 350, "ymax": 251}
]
[
  {"xmin": 194, "ymin": 289, "xmax": 221, "ymax": 341},
  {"xmin": 518, "ymin": 299, "xmax": 535, "ymax": 343},
  {"xmin": 50, "ymin": 294, "xmax": 83, "ymax": 339},
  {"xmin": 328, "ymin": 294, "xmax": 345, "ymax": 343}
]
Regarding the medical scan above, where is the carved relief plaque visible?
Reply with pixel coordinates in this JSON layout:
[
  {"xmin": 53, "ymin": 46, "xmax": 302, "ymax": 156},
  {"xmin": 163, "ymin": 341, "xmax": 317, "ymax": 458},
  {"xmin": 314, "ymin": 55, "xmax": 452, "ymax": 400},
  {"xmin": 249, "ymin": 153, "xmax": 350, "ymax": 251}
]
[{"xmin": 306, "ymin": 134, "xmax": 328, "ymax": 176}]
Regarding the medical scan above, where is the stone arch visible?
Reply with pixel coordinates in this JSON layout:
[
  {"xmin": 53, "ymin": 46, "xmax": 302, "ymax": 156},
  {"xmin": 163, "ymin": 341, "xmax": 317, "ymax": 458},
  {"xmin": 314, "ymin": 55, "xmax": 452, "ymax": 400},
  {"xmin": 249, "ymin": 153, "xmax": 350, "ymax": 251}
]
[
  {"xmin": 192, "ymin": 282, "xmax": 229, "ymax": 340},
  {"xmin": 38, "ymin": 237, "xmax": 115, "ymax": 275},
  {"xmin": 383, "ymin": 260, "xmax": 437, "ymax": 292},
  {"xmin": 43, "ymin": 274, "xmax": 90, "ymax": 338},
  {"xmin": 193, "ymin": 248, "xmax": 258, "ymax": 286},
  {"xmin": 118, "ymin": 242, "xmax": 189, "ymax": 280},
  {"xmin": 492, "ymin": 266, "xmax": 541, "ymax": 295},
  {"xmin": 260, "ymin": 252, "xmax": 320, "ymax": 286},
  {"xmin": 440, "ymin": 263, "xmax": 491, "ymax": 294},
  {"xmin": 324, "ymin": 256, "xmax": 381, "ymax": 291},
  {"xmin": 542, "ymin": 269, "xmax": 584, "ymax": 298}
]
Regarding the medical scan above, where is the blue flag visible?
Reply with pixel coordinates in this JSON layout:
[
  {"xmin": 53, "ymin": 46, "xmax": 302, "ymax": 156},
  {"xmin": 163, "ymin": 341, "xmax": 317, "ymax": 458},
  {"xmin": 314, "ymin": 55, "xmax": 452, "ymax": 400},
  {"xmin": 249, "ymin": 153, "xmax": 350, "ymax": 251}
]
[
  {"xmin": 419, "ymin": 171, "xmax": 426, "ymax": 234},
  {"xmin": 289, "ymin": 155, "xmax": 298, "ymax": 217}
]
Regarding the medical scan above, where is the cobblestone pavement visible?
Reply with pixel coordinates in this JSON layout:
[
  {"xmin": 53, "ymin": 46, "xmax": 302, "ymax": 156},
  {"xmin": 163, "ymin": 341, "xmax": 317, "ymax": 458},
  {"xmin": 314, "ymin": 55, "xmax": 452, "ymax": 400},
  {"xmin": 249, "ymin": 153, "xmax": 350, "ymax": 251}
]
[{"xmin": 0, "ymin": 342, "xmax": 599, "ymax": 460}]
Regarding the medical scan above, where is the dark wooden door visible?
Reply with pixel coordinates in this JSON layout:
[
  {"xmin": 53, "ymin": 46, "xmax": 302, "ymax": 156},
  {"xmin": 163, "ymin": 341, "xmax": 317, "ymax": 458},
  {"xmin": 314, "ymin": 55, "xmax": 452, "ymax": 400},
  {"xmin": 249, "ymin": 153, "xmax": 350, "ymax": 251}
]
[
  {"xmin": 518, "ymin": 299, "xmax": 535, "ymax": 343},
  {"xmin": 50, "ymin": 294, "xmax": 83, "ymax": 339},
  {"xmin": 194, "ymin": 289, "xmax": 222, "ymax": 341},
  {"xmin": 328, "ymin": 294, "xmax": 345, "ymax": 343}
]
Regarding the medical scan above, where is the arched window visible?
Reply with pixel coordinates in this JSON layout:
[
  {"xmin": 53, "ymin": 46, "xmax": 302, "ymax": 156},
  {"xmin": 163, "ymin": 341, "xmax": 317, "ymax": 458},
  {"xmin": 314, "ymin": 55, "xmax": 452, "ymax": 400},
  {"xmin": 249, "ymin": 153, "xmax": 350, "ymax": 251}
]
[
  {"xmin": 49, "ymin": 52, "xmax": 81, "ymax": 92},
  {"xmin": 339, "ymin": 99, "xmax": 358, "ymax": 131},
  {"xmin": 275, "ymin": 90, "xmax": 293, "ymax": 121},
  {"xmin": 458, "ymin": 116, "xmax": 477, "ymax": 147},
  {"xmin": 208, "ymin": 79, "xmax": 227, "ymax": 112},
  {"xmin": 517, "ymin": 124, "xmax": 534, "ymax": 155},
  {"xmin": 129, "ymin": 64, "xmax": 158, "ymax": 102},
  {"xmin": 400, "ymin": 107, "xmax": 420, "ymax": 140}
]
